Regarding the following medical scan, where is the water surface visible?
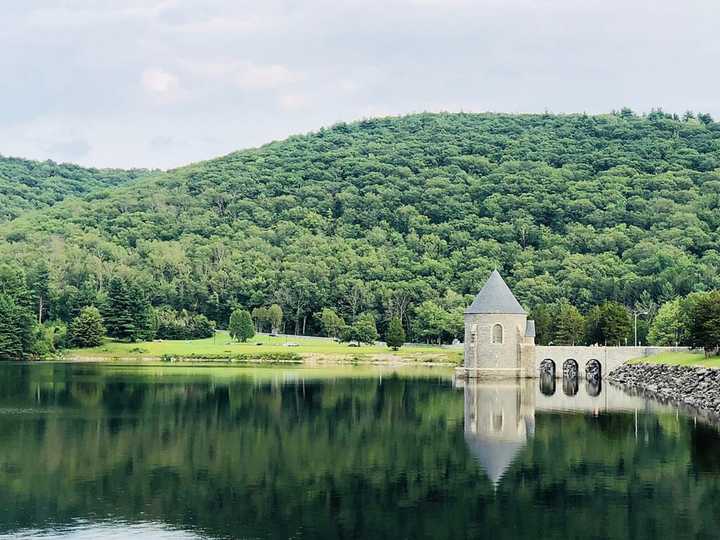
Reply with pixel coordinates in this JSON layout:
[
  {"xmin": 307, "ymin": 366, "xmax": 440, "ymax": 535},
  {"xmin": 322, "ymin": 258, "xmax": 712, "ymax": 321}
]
[{"xmin": 0, "ymin": 363, "xmax": 718, "ymax": 539}]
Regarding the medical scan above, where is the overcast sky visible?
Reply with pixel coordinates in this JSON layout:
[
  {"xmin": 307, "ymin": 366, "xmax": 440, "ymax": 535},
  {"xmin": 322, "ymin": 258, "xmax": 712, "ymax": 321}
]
[{"xmin": 1, "ymin": 0, "xmax": 719, "ymax": 169}]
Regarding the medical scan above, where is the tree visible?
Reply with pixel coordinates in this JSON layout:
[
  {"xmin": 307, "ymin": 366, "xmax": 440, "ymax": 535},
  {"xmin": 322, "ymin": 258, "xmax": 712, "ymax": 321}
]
[
  {"xmin": 553, "ymin": 302, "xmax": 585, "ymax": 345},
  {"xmin": 413, "ymin": 301, "xmax": 448, "ymax": 344},
  {"xmin": 318, "ymin": 308, "xmax": 345, "ymax": 339},
  {"xmin": 599, "ymin": 302, "xmax": 632, "ymax": 346},
  {"xmin": 386, "ymin": 317, "xmax": 405, "ymax": 350},
  {"xmin": 340, "ymin": 313, "xmax": 378, "ymax": 345},
  {"xmin": 104, "ymin": 276, "xmax": 137, "ymax": 341},
  {"xmin": 687, "ymin": 291, "xmax": 720, "ymax": 356},
  {"xmin": 27, "ymin": 261, "xmax": 50, "ymax": 324},
  {"xmin": 229, "ymin": 309, "xmax": 255, "ymax": 342},
  {"xmin": 648, "ymin": 298, "xmax": 685, "ymax": 346},
  {"xmin": 0, "ymin": 295, "xmax": 25, "ymax": 360},
  {"xmin": 251, "ymin": 307, "xmax": 269, "ymax": 332},
  {"xmin": 268, "ymin": 304, "xmax": 283, "ymax": 334},
  {"xmin": 69, "ymin": 306, "xmax": 105, "ymax": 347},
  {"xmin": 530, "ymin": 304, "xmax": 553, "ymax": 346}
]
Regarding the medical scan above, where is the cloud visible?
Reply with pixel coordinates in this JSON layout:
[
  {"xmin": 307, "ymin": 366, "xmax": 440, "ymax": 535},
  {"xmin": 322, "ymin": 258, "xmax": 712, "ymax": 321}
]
[
  {"xmin": 278, "ymin": 94, "xmax": 309, "ymax": 111},
  {"xmin": 2, "ymin": 0, "xmax": 720, "ymax": 169},
  {"xmin": 235, "ymin": 63, "xmax": 301, "ymax": 90},
  {"xmin": 141, "ymin": 68, "xmax": 181, "ymax": 102},
  {"xmin": 44, "ymin": 138, "xmax": 91, "ymax": 161}
]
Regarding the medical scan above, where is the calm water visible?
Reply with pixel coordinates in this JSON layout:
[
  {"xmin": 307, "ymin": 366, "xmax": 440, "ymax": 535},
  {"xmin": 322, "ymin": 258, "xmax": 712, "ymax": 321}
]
[{"xmin": 0, "ymin": 364, "xmax": 719, "ymax": 539}]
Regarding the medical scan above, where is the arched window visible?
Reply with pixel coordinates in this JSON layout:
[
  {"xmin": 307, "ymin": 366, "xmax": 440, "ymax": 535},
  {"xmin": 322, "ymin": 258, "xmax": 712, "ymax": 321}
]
[{"xmin": 492, "ymin": 324, "xmax": 503, "ymax": 344}]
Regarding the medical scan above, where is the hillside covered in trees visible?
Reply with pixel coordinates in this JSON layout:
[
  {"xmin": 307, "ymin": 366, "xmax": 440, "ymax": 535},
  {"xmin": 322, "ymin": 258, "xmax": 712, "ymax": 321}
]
[
  {"xmin": 1, "ymin": 110, "xmax": 720, "ymax": 355},
  {"xmin": 0, "ymin": 155, "xmax": 150, "ymax": 223}
]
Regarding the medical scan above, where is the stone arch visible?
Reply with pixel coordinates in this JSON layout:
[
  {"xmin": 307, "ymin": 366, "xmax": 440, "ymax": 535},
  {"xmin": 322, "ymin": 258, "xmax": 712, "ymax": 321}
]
[
  {"xmin": 491, "ymin": 323, "xmax": 503, "ymax": 344},
  {"xmin": 586, "ymin": 359, "xmax": 601, "ymax": 381},
  {"xmin": 562, "ymin": 359, "xmax": 579, "ymax": 379},
  {"xmin": 539, "ymin": 358, "xmax": 556, "ymax": 378}
]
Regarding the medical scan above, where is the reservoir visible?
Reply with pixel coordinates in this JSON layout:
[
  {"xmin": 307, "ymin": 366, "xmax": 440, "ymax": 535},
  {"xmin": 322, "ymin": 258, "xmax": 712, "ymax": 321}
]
[{"xmin": 0, "ymin": 363, "xmax": 718, "ymax": 539}]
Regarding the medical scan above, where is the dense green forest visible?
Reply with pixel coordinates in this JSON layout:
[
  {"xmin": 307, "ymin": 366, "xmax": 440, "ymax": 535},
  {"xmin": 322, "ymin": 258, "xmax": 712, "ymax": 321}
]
[
  {"xmin": 2, "ymin": 110, "xmax": 720, "ymax": 356},
  {"xmin": 0, "ymin": 155, "xmax": 150, "ymax": 223}
]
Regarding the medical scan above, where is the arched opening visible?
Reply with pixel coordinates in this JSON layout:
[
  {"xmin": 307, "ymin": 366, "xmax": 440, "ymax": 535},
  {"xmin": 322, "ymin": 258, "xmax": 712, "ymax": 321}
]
[
  {"xmin": 539, "ymin": 359, "xmax": 556, "ymax": 378},
  {"xmin": 586, "ymin": 359, "xmax": 602, "ymax": 382},
  {"xmin": 562, "ymin": 359, "xmax": 579, "ymax": 379},
  {"xmin": 539, "ymin": 359, "xmax": 556, "ymax": 396},
  {"xmin": 491, "ymin": 323, "xmax": 503, "ymax": 344}
]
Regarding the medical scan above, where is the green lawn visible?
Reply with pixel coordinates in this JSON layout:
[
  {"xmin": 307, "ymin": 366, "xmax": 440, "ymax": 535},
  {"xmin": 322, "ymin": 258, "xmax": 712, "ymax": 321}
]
[
  {"xmin": 66, "ymin": 331, "xmax": 462, "ymax": 364},
  {"xmin": 631, "ymin": 351, "xmax": 720, "ymax": 368}
]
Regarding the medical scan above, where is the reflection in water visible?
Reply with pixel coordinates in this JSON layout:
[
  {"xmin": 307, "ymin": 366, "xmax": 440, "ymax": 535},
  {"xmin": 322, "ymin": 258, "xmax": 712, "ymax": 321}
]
[
  {"xmin": 586, "ymin": 378, "xmax": 602, "ymax": 397},
  {"xmin": 539, "ymin": 374, "xmax": 556, "ymax": 396},
  {"xmin": 563, "ymin": 375, "xmax": 579, "ymax": 396},
  {"xmin": 1, "ymin": 364, "xmax": 720, "ymax": 539},
  {"xmin": 463, "ymin": 382, "xmax": 535, "ymax": 485}
]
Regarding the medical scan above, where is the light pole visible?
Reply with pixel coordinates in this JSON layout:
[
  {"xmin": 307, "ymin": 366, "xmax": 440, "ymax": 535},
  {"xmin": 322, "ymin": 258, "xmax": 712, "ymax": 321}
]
[{"xmin": 633, "ymin": 309, "xmax": 648, "ymax": 347}]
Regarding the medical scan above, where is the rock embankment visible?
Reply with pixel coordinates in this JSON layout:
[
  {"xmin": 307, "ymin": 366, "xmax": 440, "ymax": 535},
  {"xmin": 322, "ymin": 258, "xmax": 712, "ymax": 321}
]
[{"xmin": 609, "ymin": 362, "xmax": 720, "ymax": 417}]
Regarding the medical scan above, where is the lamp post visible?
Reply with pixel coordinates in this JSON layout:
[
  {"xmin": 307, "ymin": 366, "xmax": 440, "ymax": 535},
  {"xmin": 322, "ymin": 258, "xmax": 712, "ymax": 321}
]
[{"xmin": 633, "ymin": 309, "xmax": 648, "ymax": 347}]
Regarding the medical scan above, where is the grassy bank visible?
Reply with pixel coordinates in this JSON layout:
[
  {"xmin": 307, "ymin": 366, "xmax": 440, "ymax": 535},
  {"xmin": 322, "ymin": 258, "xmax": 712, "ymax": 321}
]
[
  {"xmin": 66, "ymin": 331, "xmax": 462, "ymax": 365},
  {"xmin": 631, "ymin": 351, "xmax": 720, "ymax": 368}
]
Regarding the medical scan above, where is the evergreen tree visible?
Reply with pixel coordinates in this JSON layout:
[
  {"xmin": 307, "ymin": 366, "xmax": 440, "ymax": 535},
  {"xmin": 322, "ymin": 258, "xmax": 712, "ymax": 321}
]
[
  {"xmin": 553, "ymin": 302, "xmax": 585, "ymax": 345},
  {"xmin": 128, "ymin": 282, "xmax": 154, "ymax": 341},
  {"xmin": 386, "ymin": 317, "xmax": 405, "ymax": 350},
  {"xmin": 104, "ymin": 276, "xmax": 136, "ymax": 341},
  {"xmin": 69, "ymin": 306, "xmax": 105, "ymax": 347},
  {"xmin": 0, "ymin": 295, "xmax": 24, "ymax": 360},
  {"xmin": 229, "ymin": 309, "xmax": 255, "ymax": 342}
]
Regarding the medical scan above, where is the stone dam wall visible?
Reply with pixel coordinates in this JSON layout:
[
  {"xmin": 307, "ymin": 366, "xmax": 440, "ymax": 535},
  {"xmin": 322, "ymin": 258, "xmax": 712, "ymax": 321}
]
[
  {"xmin": 533, "ymin": 346, "xmax": 690, "ymax": 378},
  {"xmin": 608, "ymin": 362, "xmax": 720, "ymax": 421}
]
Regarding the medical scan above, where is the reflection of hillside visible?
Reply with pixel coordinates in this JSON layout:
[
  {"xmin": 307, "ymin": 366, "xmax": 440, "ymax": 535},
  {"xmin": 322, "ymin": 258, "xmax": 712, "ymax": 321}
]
[{"xmin": 0, "ymin": 365, "xmax": 719, "ymax": 539}]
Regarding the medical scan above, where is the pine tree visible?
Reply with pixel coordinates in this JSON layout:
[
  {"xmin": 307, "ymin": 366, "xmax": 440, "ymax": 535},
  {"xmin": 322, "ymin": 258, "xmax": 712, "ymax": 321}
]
[
  {"xmin": 229, "ymin": 309, "xmax": 255, "ymax": 342},
  {"xmin": 386, "ymin": 317, "xmax": 405, "ymax": 350},
  {"xmin": 0, "ymin": 295, "xmax": 24, "ymax": 360},
  {"xmin": 104, "ymin": 276, "xmax": 136, "ymax": 341},
  {"xmin": 70, "ymin": 306, "xmax": 105, "ymax": 347}
]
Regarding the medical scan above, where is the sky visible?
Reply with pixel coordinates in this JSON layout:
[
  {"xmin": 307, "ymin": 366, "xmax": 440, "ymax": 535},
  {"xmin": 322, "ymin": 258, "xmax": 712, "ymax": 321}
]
[{"xmin": 1, "ymin": 0, "xmax": 719, "ymax": 170}]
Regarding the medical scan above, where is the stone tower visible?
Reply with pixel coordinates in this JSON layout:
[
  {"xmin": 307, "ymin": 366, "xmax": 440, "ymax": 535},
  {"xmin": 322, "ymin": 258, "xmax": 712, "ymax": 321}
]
[{"xmin": 463, "ymin": 270, "xmax": 534, "ymax": 377}]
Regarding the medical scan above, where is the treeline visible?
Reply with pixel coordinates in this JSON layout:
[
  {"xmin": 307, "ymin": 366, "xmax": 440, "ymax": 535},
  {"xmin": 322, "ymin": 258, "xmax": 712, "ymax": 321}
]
[
  {"xmin": 0, "ymin": 155, "xmax": 150, "ymax": 223},
  {"xmin": 0, "ymin": 265, "xmax": 215, "ymax": 360},
  {"xmin": 1, "ymin": 111, "xmax": 720, "ymax": 354},
  {"xmin": 531, "ymin": 291, "xmax": 720, "ymax": 355}
]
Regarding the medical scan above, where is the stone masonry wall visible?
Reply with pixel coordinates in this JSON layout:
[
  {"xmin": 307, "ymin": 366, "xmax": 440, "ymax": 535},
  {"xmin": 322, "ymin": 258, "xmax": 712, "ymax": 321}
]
[
  {"xmin": 534, "ymin": 346, "xmax": 691, "ymax": 378},
  {"xmin": 464, "ymin": 313, "xmax": 526, "ymax": 370}
]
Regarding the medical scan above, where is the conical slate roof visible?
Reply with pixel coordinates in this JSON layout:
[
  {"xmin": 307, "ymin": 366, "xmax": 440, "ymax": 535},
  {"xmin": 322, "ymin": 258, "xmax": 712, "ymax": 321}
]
[{"xmin": 465, "ymin": 270, "xmax": 526, "ymax": 315}]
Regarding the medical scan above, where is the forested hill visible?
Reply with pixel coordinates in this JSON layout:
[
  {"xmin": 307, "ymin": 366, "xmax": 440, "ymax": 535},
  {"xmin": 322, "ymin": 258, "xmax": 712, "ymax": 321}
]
[
  {"xmin": 2, "ymin": 111, "xmax": 720, "ymax": 338},
  {"xmin": 0, "ymin": 155, "xmax": 150, "ymax": 223}
]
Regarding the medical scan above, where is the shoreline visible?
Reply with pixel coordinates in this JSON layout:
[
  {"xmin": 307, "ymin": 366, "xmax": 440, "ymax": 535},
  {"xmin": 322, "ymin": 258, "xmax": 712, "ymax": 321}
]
[
  {"xmin": 33, "ymin": 355, "xmax": 459, "ymax": 369},
  {"xmin": 608, "ymin": 362, "xmax": 720, "ymax": 424}
]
